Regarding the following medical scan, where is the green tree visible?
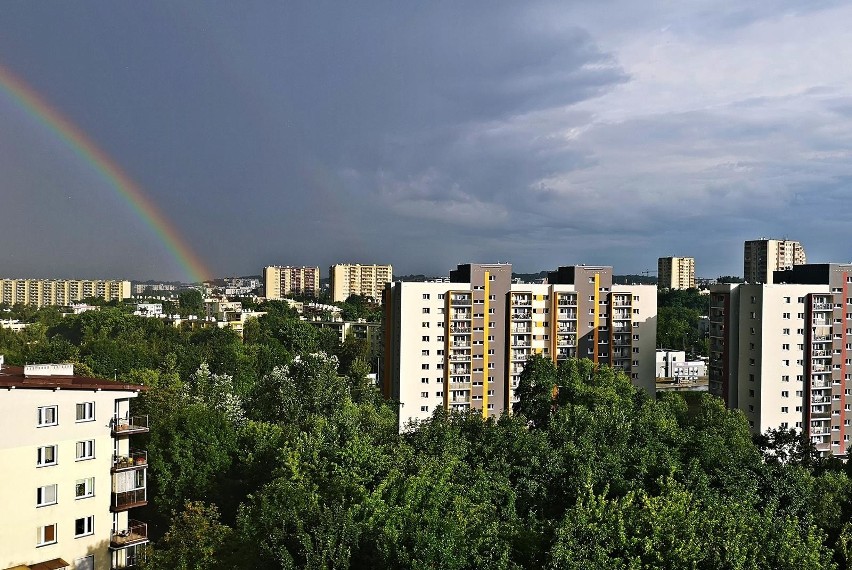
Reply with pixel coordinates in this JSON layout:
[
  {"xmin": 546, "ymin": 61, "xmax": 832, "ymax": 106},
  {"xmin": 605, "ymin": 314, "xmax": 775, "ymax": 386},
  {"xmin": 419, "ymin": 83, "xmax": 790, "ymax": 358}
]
[{"xmin": 143, "ymin": 501, "xmax": 234, "ymax": 570}]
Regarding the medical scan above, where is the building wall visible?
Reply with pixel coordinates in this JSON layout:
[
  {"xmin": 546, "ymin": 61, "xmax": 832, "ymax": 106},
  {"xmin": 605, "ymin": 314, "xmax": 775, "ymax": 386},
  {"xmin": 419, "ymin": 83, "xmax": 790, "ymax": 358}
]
[
  {"xmin": 0, "ymin": 279, "xmax": 131, "ymax": 308},
  {"xmin": 657, "ymin": 257, "xmax": 695, "ymax": 290},
  {"xmin": 0, "ymin": 388, "xmax": 140, "ymax": 570},
  {"xmin": 329, "ymin": 264, "xmax": 393, "ymax": 303},
  {"xmin": 744, "ymin": 239, "xmax": 806, "ymax": 284},
  {"xmin": 263, "ymin": 266, "xmax": 320, "ymax": 299},
  {"xmin": 385, "ymin": 264, "xmax": 658, "ymax": 431}
]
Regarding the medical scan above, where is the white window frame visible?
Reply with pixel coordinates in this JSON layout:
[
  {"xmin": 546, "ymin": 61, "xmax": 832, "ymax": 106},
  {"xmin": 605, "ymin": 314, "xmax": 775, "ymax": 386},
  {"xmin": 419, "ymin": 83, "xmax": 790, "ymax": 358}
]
[
  {"xmin": 75, "ymin": 477, "xmax": 95, "ymax": 499},
  {"xmin": 76, "ymin": 402, "xmax": 95, "ymax": 423},
  {"xmin": 37, "ymin": 523, "xmax": 57, "ymax": 546},
  {"xmin": 37, "ymin": 405, "xmax": 58, "ymax": 427},
  {"xmin": 37, "ymin": 445, "xmax": 58, "ymax": 467},
  {"xmin": 75, "ymin": 440, "xmax": 95, "ymax": 461},
  {"xmin": 74, "ymin": 515, "xmax": 94, "ymax": 538},
  {"xmin": 36, "ymin": 484, "xmax": 58, "ymax": 507}
]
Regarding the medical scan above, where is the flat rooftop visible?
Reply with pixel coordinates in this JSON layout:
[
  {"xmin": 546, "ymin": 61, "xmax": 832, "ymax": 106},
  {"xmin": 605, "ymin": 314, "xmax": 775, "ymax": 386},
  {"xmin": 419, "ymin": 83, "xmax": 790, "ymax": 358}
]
[{"xmin": 0, "ymin": 364, "xmax": 146, "ymax": 392}]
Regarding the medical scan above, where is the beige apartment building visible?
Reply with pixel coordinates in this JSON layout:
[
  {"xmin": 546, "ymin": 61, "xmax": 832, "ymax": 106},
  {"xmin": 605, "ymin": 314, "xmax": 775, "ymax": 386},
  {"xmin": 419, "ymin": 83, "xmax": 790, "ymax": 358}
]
[
  {"xmin": 329, "ymin": 264, "xmax": 393, "ymax": 303},
  {"xmin": 743, "ymin": 238, "xmax": 806, "ymax": 284},
  {"xmin": 657, "ymin": 257, "xmax": 695, "ymax": 290},
  {"xmin": 709, "ymin": 264, "xmax": 852, "ymax": 456},
  {"xmin": 0, "ymin": 361, "xmax": 149, "ymax": 570},
  {"xmin": 263, "ymin": 266, "xmax": 320, "ymax": 299},
  {"xmin": 383, "ymin": 263, "xmax": 657, "ymax": 430},
  {"xmin": 0, "ymin": 280, "xmax": 131, "ymax": 308}
]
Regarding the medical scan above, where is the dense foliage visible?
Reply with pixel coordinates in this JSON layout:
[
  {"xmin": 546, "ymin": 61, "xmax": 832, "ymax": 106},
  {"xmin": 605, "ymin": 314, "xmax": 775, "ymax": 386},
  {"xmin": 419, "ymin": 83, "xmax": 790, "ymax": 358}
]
[
  {"xmin": 2, "ymin": 305, "xmax": 851, "ymax": 568},
  {"xmin": 657, "ymin": 288, "xmax": 710, "ymax": 356}
]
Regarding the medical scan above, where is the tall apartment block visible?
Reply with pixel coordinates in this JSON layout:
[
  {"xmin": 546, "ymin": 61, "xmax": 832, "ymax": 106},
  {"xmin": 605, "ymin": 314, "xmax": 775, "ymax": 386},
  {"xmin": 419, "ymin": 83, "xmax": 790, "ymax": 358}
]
[
  {"xmin": 657, "ymin": 257, "xmax": 695, "ymax": 290},
  {"xmin": 383, "ymin": 263, "xmax": 657, "ymax": 430},
  {"xmin": 0, "ymin": 361, "xmax": 149, "ymax": 570},
  {"xmin": 709, "ymin": 264, "xmax": 852, "ymax": 456},
  {"xmin": 743, "ymin": 238, "xmax": 806, "ymax": 284},
  {"xmin": 0, "ymin": 279, "xmax": 131, "ymax": 308},
  {"xmin": 263, "ymin": 266, "xmax": 320, "ymax": 299},
  {"xmin": 329, "ymin": 264, "xmax": 393, "ymax": 303}
]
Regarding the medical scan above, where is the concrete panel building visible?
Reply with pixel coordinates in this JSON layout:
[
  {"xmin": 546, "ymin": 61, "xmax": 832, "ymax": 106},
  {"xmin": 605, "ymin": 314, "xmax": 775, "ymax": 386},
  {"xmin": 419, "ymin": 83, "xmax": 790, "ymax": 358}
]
[
  {"xmin": 383, "ymin": 263, "xmax": 657, "ymax": 430},
  {"xmin": 329, "ymin": 264, "xmax": 393, "ymax": 303},
  {"xmin": 657, "ymin": 257, "xmax": 695, "ymax": 290},
  {"xmin": 263, "ymin": 266, "xmax": 320, "ymax": 299},
  {"xmin": 743, "ymin": 239, "xmax": 806, "ymax": 284},
  {"xmin": 709, "ymin": 263, "xmax": 852, "ymax": 456},
  {"xmin": 0, "ymin": 361, "xmax": 149, "ymax": 570},
  {"xmin": 0, "ymin": 279, "xmax": 131, "ymax": 308}
]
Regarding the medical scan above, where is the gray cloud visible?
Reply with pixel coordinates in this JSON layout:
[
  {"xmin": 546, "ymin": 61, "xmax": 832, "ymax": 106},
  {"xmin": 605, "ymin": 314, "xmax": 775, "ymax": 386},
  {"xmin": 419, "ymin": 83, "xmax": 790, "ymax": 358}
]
[{"xmin": 0, "ymin": 1, "xmax": 851, "ymax": 280}]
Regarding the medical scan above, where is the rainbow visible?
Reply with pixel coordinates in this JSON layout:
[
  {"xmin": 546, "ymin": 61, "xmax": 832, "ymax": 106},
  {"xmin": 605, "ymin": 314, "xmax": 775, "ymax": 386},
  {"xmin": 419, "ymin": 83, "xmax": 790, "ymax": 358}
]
[{"xmin": 0, "ymin": 63, "xmax": 211, "ymax": 283}]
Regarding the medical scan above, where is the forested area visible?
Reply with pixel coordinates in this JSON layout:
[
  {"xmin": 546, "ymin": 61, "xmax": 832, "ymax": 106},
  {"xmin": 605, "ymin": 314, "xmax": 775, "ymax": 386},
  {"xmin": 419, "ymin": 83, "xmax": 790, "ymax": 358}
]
[{"xmin": 2, "ymin": 303, "xmax": 852, "ymax": 568}]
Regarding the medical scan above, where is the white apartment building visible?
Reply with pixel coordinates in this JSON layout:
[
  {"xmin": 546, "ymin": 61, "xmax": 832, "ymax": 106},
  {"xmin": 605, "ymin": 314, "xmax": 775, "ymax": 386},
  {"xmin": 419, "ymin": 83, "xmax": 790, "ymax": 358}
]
[
  {"xmin": 329, "ymin": 264, "xmax": 393, "ymax": 303},
  {"xmin": 0, "ymin": 280, "xmax": 131, "ymax": 308},
  {"xmin": 0, "ymin": 362, "xmax": 149, "ymax": 570},
  {"xmin": 710, "ymin": 264, "xmax": 852, "ymax": 456},
  {"xmin": 657, "ymin": 257, "xmax": 695, "ymax": 290},
  {"xmin": 383, "ymin": 264, "xmax": 657, "ymax": 430},
  {"xmin": 743, "ymin": 238, "xmax": 806, "ymax": 284}
]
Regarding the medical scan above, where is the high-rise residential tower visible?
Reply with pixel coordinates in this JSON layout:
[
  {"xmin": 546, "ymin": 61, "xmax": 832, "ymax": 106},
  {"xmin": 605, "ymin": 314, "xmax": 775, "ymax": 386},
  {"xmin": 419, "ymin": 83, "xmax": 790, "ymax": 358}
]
[
  {"xmin": 709, "ymin": 263, "xmax": 852, "ymax": 456},
  {"xmin": 383, "ymin": 263, "xmax": 657, "ymax": 430},
  {"xmin": 743, "ymin": 239, "xmax": 806, "ymax": 284},
  {"xmin": 657, "ymin": 257, "xmax": 696, "ymax": 290},
  {"xmin": 329, "ymin": 264, "xmax": 393, "ymax": 303},
  {"xmin": 263, "ymin": 265, "xmax": 320, "ymax": 299}
]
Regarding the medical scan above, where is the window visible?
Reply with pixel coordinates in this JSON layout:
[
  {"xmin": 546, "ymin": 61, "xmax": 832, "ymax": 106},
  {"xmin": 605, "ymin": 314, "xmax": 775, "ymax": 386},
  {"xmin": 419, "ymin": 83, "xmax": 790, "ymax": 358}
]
[
  {"xmin": 36, "ymin": 484, "xmax": 57, "ymax": 507},
  {"xmin": 422, "ymin": 336, "xmax": 429, "ymax": 342},
  {"xmin": 488, "ymin": 275, "xmax": 495, "ymax": 281},
  {"xmin": 421, "ymin": 364, "xmax": 429, "ymax": 370},
  {"xmin": 75, "ymin": 477, "xmax": 95, "ymax": 499},
  {"xmin": 782, "ymin": 328, "xmax": 790, "ymax": 335},
  {"xmin": 781, "ymin": 375, "xmax": 789, "ymax": 382},
  {"xmin": 420, "ymin": 406, "xmax": 429, "ymax": 412},
  {"xmin": 421, "ymin": 378, "xmax": 429, "ymax": 384},
  {"xmin": 436, "ymin": 391, "xmax": 443, "ymax": 397},
  {"xmin": 781, "ymin": 407, "xmax": 789, "ymax": 413},
  {"xmin": 37, "ymin": 445, "xmax": 57, "ymax": 467},
  {"xmin": 438, "ymin": 294, "xmax": 445, "ymax": 299},
  {"xmin": 781, "ymin": 391, "xmax": 789, "ymax": 398},
  {"xmin": 76, "ymin": 440, "xmax": 95, "ymax": 461},
  {"xmin": 782, "ymin": 360, "xmax": 790, "ymax": 366},
  {"xmin": 421, "ymin": 392, "xmax": 429, "ymax": 398},
  {"xmin": 76, "ymin": 402, "xmax": 95, "ymax": 423},
  {"xmin": 422, "ymin": 293, "xmax": 430, "ymax": 300},
  {"xmin": 37, "ymin": 523, "xmax": 57, "ymax": 546},
  {"xmin": 421, "ymin": 350, "xmax": 429, "ymax": 356},
  {"xmin": 782, "ymin": 312, "xmax": 790, "ymax": 319},
  {"xmin": 436, "ymin": 336, "xmax": 444, "ymax": 342},
  {"xmin": 37, "ymin": 406, "xmax": 58, "ymax": 427},
  {"xmin": 782, "ymin": 344, "xmax": 790, "ymax": 350},
  {"xmin": 784, "ymin": 297, "xmax": 791, "ymax": 303},
  {"xmin": 422, "ymin": 307, "xmax": 430, "ymax": 314},
  {"xmin": 74, "ymin": 516, "xmax": 94, "ymax": 538},
  {"xmin": 421, "ymin": 322, "xmax": 429, "ymax": 328}
]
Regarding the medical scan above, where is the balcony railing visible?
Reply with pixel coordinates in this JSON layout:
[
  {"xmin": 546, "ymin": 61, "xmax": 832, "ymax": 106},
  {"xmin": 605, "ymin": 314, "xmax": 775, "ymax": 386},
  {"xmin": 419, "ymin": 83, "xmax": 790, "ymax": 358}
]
[
  {"xmin": 112, "ymin": 488, "xmax": 147, "ymax": 511},
  {"xmin": 112, "ymin": 451, "xmax": 148, "ymax": 472},
  {"xmin": 112, "ymin": 416, "xmax": 149, "ymax": 436},
  {"xmin": 110, "ymin": 520, "xmax": 149, "ymax": 548}
]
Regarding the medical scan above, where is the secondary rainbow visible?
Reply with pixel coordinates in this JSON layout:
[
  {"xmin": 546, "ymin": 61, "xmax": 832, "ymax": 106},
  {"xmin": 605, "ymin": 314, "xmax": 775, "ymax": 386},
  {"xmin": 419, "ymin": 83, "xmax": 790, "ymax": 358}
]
[{"xmin": 0, "ymin": 63, "xmax": 211, "ymax": 283}]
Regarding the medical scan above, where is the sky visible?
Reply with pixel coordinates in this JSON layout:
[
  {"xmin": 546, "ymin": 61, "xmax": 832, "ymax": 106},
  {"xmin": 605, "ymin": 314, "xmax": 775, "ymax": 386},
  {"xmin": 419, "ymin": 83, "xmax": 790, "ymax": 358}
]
[{"xmin": 2, "ymin": 1, "xmax": 852, "ymax": 282}]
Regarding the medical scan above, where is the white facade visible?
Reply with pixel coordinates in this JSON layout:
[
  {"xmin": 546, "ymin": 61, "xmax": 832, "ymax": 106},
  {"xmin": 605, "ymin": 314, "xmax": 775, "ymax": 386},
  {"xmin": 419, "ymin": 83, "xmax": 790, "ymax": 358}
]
[
  {"xmin": 0, "ymin": 365, "xmax": 148, "ymax": 570},
  {"xmin": 384, "ymin": 266, "xmax": 657, "ymax": 430}
]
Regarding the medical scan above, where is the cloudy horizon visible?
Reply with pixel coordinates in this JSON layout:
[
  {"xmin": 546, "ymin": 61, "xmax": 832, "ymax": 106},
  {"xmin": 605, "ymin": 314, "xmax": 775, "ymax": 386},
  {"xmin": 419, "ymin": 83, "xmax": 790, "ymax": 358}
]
[{"xmin": 2, "ymin": 1, "xmax": 852, "ymax": 281}]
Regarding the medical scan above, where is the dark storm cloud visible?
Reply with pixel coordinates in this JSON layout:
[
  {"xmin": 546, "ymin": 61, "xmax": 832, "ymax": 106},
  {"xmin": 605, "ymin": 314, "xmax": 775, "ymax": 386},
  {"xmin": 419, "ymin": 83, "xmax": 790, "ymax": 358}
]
[{"xmin": 0, "ymin": 1, "xmax": 851, "ymax": 279}]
